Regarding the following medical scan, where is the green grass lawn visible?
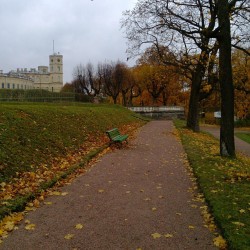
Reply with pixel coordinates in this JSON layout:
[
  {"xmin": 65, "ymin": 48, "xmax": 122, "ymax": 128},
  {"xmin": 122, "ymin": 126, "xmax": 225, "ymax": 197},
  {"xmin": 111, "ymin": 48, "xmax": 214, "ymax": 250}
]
[
  {"xmin": 235, "ymin": 132, "xmax": 250, "ymax": 144},
  {"xmin": 174, "ymin": 120, "xmax": 250, "ymax": 250}
]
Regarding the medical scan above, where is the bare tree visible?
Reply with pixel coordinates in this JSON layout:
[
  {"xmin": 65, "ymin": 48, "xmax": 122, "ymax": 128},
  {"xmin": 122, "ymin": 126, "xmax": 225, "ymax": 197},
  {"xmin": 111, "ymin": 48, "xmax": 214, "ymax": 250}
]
[
  {"xmin": 73, "ymin": 63, "xmax": 106, "ymax": 99},
  {"xmin": 72, "ymin": 64, "xmax": 88, "ymax": 95},
  {"xmin": 103, "ymin": 61, "xmax": 127, "ymax": 104},
  {"xmin": 128, "ymin": 83, "xmax": 141, "ymax": 106}
]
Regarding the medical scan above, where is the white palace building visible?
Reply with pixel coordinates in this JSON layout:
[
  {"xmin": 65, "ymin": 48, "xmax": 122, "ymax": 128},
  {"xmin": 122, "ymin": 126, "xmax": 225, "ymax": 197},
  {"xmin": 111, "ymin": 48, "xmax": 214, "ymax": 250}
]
[{"xmin": 0, "ymin": 53, "xmax": 63, "ymax": 92}]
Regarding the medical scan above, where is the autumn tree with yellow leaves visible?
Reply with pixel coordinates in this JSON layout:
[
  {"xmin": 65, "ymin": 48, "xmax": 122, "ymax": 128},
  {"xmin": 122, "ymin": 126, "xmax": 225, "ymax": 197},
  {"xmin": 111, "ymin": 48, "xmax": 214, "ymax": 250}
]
[{"xmin": 122, "ymin": 0, "xmax": 249, "ymax": 157}]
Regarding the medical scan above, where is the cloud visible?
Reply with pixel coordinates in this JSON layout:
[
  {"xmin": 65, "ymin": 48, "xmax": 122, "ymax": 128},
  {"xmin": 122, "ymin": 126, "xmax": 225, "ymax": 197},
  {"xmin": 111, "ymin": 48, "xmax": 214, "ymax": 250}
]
[{"xmin": 0, "ymin": 0, "xmax": 137, "ymax": 83}]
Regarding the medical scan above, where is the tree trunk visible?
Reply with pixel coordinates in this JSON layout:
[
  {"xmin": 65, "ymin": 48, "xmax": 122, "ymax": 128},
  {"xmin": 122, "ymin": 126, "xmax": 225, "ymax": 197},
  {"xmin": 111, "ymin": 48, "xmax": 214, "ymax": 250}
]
[
  {"xmin": 162, "ymin": 90, "xmax": 167, "ymax": 106},
  {"xmin": 113, "ymin": 96, "xmax": 117, "ymax": 104},
  {"xmin": 122, "ymin": 91, "xmax": 127, "ymax": 106},
  {"xmin": 186, "ymin": 72, "xmax": 201, "ymax": 132},
  {"xmin": 217, "ymin": 0, "xmax": 235, "ymax": 157},
  {"xmin": 186, "ymin": 62, "xmax": 206, "ymax": 132}
]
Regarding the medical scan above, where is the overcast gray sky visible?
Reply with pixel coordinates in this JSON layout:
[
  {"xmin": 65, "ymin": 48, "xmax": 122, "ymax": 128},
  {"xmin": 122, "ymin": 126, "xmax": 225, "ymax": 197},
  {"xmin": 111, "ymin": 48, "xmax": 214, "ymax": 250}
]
[{"xmin": 0, "ymin": 0, "xmax": 137, "ymax": 83}]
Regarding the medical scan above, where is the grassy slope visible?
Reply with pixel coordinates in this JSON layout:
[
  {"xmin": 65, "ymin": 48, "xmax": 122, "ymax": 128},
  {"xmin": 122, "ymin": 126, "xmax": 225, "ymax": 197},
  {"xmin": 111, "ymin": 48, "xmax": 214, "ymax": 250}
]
[
  {"xmin": 235, "ymin": 133, "xmax": 250, "ymax": 144},
  {"xmin": 0, "ymin": 103, "xmax": 145, "ymax": 182},
  {"xmin": 174, "ymin": 120, "xmax": 250, "ymax": 250}
]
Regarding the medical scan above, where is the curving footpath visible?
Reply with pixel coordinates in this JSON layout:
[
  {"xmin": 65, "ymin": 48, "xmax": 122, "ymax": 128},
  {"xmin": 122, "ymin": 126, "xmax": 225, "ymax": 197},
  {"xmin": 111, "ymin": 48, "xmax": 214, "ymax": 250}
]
[{"xmin": 1, "ymin": 121, "xmax": 217, "ymax": 250}]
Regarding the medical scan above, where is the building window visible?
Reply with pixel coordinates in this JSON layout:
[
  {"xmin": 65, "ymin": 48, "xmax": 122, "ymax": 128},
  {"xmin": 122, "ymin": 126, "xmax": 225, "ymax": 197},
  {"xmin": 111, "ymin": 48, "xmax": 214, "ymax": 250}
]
[
  {"xmin": 13, "ymin": 84, "xmax": 15, "ymax": 89},
  {"xmin": 2, "ymin": 83, "xmax": 4, "ymax": 89},
  {"xmin": 58, "ymin": 66, "xmax": 60, "ymax": 72},
  {"xmin": 7, "ymin": 83, "xmax": 10, "ymax": 89}
]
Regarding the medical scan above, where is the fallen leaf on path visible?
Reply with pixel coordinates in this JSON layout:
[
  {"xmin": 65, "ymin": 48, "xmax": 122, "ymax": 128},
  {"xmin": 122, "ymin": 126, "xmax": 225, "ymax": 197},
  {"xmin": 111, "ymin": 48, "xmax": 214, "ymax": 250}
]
[
  {"xmin": 25, "ymin": 224, "xmax": 36, "ymax": 230},
  {"xmin": 151, "ymin": 232, "xmax": 162, "ymax": 239},
  {"xmin": 64, "ymin": 234, "xmax": 74, "ymax": 240},
  {"xmin": 61, "ymin": 192, "xmax": 68, "ymax": 196},
  {"xmin": 33, "ymin": 199, "xmax": 40, "ymax": 208},
  {"xmin": 151, "ymin": 207, "xmax": 157, "ymax": 211},
  {"xmin": 25, "ymin": 206, "xmax": 36, "ymax": 212},
  {"xmin": 50, "ymin": 191, "xmax": 61, "ymax": 196},
  {"xmin": 75, "ymin": 224, "xmax": 84, "ymax": 230},
  {"xmin": 188, "ymin": 225, "xmax": 195, "ymax": 229},
  {"xmin": 164, "ymin": 234, "xmax": 174, "ymax": 238},
  {"xmin": 38, "ymin": 195, "xmax": 45, "ymax": 201},
  {"xmin": 44, "ymin": 202, "xmax": 53, "ymax": 205},
  {"xmin": 213, "ymin": 235, "xmax": 227, "ymax": 249},
  {"xmin": 98, "ymin": 189, "xmax": 105, "ymax": 193}
]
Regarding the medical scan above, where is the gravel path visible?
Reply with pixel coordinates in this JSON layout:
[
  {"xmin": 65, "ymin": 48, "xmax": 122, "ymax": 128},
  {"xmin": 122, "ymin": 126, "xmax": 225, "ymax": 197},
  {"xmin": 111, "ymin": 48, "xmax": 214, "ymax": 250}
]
[{"xmin": 1, "ymin": 121, "xmax": 216, "ymax": 250}]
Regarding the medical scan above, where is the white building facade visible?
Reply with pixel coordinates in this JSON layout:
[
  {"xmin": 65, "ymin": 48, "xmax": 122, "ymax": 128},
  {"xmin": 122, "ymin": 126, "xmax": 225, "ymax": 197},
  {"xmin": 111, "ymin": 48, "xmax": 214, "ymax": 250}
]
[{"xmin": 0, "ymin": 53, "xmax": 63, "ymax": 92}]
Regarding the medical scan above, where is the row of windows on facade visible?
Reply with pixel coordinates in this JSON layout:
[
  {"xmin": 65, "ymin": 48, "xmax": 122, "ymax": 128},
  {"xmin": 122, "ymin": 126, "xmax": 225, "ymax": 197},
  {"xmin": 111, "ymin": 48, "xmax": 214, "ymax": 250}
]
[
  {"xmin": 1, "ymin": 83, "xmax": 54, "ymax": 91},
  {"xmin": 2, "ymin": 83, "xmax": 33, "ymax": 90}
]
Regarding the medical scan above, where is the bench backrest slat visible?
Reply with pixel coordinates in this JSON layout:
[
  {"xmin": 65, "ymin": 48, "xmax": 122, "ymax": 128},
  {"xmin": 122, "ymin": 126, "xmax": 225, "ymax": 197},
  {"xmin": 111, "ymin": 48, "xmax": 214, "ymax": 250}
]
[{"xmin": 106, "ymin": 128, "xmax": 121, "ymax": 139}]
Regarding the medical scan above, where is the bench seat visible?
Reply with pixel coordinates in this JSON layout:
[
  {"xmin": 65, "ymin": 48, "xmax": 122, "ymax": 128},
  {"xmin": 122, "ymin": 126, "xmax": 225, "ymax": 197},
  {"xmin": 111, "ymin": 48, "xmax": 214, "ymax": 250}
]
[{"xmin": 106, "ymin": 128, "xmax": 128, "ymax": 144}]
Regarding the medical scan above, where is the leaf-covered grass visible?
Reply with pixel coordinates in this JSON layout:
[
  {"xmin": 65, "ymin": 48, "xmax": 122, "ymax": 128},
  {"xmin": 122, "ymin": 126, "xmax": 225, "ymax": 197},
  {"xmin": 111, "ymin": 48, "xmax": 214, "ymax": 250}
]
[
  {"xmin": 174, "ymin": 119, "xmax": 250, "ymax": 250},
  {"xmin": 235, "ymin": 132, "xmax": 250, "ymax": 144},
  {"xmin": 0, "ymin": 102, "xmax": 144, "ymax": 182},
  {"xmin": 0, "ymin": 102, "xmax": 146, "ymax": 220}
]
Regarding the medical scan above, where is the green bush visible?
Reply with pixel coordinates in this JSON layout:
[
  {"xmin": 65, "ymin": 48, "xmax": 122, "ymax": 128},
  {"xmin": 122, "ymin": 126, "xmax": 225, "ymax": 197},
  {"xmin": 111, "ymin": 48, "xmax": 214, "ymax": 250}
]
[{"xmin": 234, "ymin": 119, "xmax": 250, "ymax": 127}]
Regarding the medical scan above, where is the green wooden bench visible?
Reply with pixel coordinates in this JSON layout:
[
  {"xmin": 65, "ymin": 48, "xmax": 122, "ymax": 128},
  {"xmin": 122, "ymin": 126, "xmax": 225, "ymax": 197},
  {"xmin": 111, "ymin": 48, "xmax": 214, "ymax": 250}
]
[{"xmin": 106, "ymin": 128, "xmax": 128, "ymax": 145}]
